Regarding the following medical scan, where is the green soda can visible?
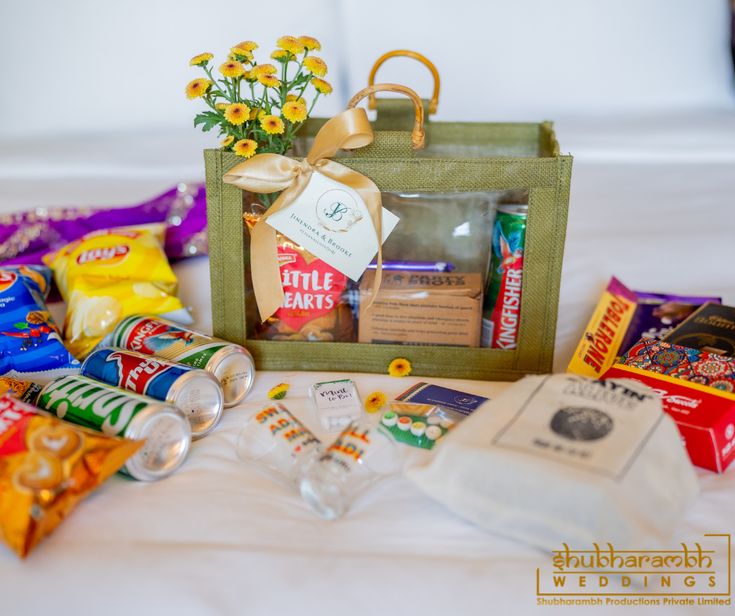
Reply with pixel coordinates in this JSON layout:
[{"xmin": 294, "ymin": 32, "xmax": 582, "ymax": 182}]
[
  {"xmin": 481, "ymin": 204, "xmax": 528, "ymax": 349},
  {"xmin": 36, "ymin": 374, "xmax": 191, "ymax": 481}
]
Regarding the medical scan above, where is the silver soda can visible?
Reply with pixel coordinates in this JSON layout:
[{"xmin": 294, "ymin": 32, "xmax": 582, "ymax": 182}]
[
  {"xmin": 80, "ymin": 347, "xmax": 224, "ymax": 439},
  {"xmin": 36, "ymin": 374, "xmax": 191, "ymax": 481},
  {"xmin": 109, "ymin": 315, "xmax": 255, "ymax": 407}
]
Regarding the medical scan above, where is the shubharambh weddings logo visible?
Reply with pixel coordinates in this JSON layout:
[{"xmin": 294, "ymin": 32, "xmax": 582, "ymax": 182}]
[{"xmin": 536, "ymin": 534, "xmax": 731, "ymax": 608}]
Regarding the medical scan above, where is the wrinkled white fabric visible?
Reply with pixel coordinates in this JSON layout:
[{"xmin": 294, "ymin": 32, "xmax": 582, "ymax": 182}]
[{"xmin": 0, "ymin": 111, "xmax": 733, "ymax": 615}]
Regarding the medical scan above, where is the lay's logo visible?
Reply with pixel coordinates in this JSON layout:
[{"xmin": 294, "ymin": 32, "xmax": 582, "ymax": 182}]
[
  {"xmin": 76, "ymin": 245, "xmax": 130, "ymax": 266},
  {"xmin": 0, "ymin": 271, "xmax": 17, "ymax": 293}
]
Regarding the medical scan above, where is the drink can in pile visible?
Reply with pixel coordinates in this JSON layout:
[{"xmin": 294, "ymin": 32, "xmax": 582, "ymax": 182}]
[
  {"xmin": 481, "ymin": 205, "xmax": 528, "ymax": 349},
  {"xmin": 109, "ymin": 315, "xmax": 255, "ymax": 407},
  {"xmin": 36, "ymin": 374, "xmax": 191, "ymax": 481},
  {"xmin": 81, "ymin": 347, "xmax": 224, "ymax": 439}
]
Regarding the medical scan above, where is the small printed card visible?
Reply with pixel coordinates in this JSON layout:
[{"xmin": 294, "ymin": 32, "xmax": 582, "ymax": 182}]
[
  {"xmin": 396, "ymin": 382, "xmax": 489, "ymax": 417},
  {"xmin": 266, "ymin": 171, "xmax": 400, "ymax": 281}
]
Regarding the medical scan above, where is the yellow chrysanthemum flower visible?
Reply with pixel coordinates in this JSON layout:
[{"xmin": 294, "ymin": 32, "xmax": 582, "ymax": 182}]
[
  {"xmin": 297, "ymin": 35, "xmax": 321, "ymax": 51},
  {"xmin": 224, "ymin": 103, "xmax": 250, "ymax": 125},
  {"xmin": 285, "ymin": 93, "xmax": 305, "ymax": 104},
  {"xmin": 303, "ymin": 56, "xmax": 327, "ymax": 77},
  {"xmin": 185, "ymin": 78, "xmax": 212, "ymax": 99},
  {"xmin": 219, "ymin": 61, "xmax": 245, "ymax": 78},
  {"xmin": 243, "ymin": 70, "xmax": 255, "ymax": 82},
  {"xmin": 233, "ymin": 139, "xmax": 258, "ymax": 158},
  {"xmin": 221, "ymin": 135, "xmax": 234, "ymax": 147},
  {"xmin": 281, "ymin": 100, "xmax": 307, "ymax": 123},
  {"xmin": 276, "ymin": 35, "xmax": 305, "ymax": 55},
  {"xmin": 267, "ymin": 382, "xmax": 290, "ymax": 399},
  {"xmin": 215, "ymin": 102, "xmax": 228, "ymax": 110},
  {"xmin": 189, "ymin": 52, "xmax": 213, "ymax": 66},
  {"xmin": 364, "ymin": 391, "xmax": 387, "ymax": 413},
  {"xmin": 311, "ymin": 77, "xmax": 333, "ymax": 95},
  {"xmin": 388, "ymin": 357, "xmax": 412, "ymax": 377},
  {"xmin": 257, "ymin": 74, "xmax": 281, "ymax": 88},
  {"xmin": 260, "ymin": 114, "xmax": 285, "ymax": 135},
  {"xmin": 230, "ymin": 48, "xmax": 254, "ymax": 63},
  {"xmin": 271, "ymin": 49, "xmax": 290, "ymax": 62},
  {"xmin": 233, "ymin": 40, "xmax": 258, "ymax": 52},
  {"xmin": 251, "ymin": 63, "xmax": 277, "ymax": 77}
]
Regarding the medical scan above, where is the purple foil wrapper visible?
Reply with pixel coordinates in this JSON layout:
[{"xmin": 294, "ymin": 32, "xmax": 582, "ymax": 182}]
[
  {"xmin": 367, "ymin": 260, "xmax": 455, "ymax": 272},
  {"xmin": 0, "ymin": 183, "xmax": 207, "ymax": 265},
  {"xmin": 618, "ymin": 283, "xmax": 722, "ymax": 354}
]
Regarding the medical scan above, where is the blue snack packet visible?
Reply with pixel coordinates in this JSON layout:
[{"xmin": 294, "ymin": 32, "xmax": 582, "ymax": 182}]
[{"xmin": 0, "ymin": 265, "xmax": 80, "ymax": 382}]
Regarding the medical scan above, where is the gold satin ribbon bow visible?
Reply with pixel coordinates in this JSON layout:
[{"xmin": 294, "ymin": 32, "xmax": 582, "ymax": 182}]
[{"xmin": 223, "ymin": 107, "xmax": 383, "ymax": 322}]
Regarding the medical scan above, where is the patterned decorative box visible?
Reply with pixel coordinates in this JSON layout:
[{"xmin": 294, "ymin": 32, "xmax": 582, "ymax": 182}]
[{"xmin": 602, "ymin": 338, "xmax": 735, "ymax": 472}]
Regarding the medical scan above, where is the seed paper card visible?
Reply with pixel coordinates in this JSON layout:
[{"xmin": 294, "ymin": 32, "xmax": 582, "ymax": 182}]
[{"xmin": 265, "ymin": 171, "xmax": 399, "ymax": 281}]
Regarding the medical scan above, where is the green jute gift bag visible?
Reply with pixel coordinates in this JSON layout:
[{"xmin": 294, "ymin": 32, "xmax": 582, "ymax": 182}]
[{"xmin": 204, "ymin": 60, "xmax": 571, "ymax": 381}]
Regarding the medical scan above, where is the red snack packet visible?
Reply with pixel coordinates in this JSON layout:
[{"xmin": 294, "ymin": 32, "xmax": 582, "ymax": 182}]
[{"xmin": 244, "ymin": 213, "xmax": 354, "ymax": 342}]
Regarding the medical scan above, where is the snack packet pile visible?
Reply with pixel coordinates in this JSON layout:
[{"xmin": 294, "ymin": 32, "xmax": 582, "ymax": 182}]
[
  {"xmin": 0, "ymin": 265, "xmax": 79, "ymax": 382},
  {"xmin": 43, "ymin": 225, "xmax": 190, "ymax": 358},
  {"xmin": 0, "ymin": 394, "xmax": 141, "ymax": 557}
]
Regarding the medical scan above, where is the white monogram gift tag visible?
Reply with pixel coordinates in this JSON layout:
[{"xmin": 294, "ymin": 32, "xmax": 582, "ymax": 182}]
[{"xmin": 265, "ymin": 171, "xmax": 399, "ymax": 281}]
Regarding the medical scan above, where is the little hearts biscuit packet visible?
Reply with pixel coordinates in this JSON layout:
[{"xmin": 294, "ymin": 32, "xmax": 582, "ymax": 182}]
[
  {"xmin": 44, "ymin": 225, "xmax": 189, "ymax": 358},
  {"xmin": 244, "ymin": 213, "xmax": 354, "ymax": 342},
  {"xmin": 0, "ymin": 394, "xmax": 141, "ymax": 558}
]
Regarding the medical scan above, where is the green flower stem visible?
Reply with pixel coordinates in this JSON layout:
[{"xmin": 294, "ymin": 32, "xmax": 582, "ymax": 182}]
[{"xmin": 307, "ymin": 92, "xmax": 321, "ymax": 115}]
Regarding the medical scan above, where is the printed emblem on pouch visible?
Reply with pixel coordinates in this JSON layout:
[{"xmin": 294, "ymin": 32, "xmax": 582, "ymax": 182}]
[
  {"xmin": 550, "ymin": 407, "xmax": 614, "ymax": 441},
  {"xmin": 316, "ymin": 189, "xmax": 361, "ymax": 232},
  {"xmin": 76, "ymin": 244, "xmax": 130, "ymax": 266},
  {"xmin": 0, "ymin": 271, "xmax": 17, "ymax": 293}
]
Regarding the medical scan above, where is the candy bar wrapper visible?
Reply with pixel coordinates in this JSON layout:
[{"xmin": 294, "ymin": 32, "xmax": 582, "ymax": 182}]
[
  {"xmin": 568, "ymin": 276, "xmax": 720, "ymax": 379},
  {"xmin": 603, "ymin": 338, "xmax": 735, "ymax": 472},
  {"xmin": 620, "ymin": 292, "xmax": 722, "ymax": 352},
  {"xmin": 0, "ymin": 395, "xmax": 142, "ymax": 558},
  {"xmin": 0, "ymin": 183, "xmax": 206, "ymax": 265},
  {"xmin": 568, "ymin": 278, "xmax": 638, "ymax": 379}
]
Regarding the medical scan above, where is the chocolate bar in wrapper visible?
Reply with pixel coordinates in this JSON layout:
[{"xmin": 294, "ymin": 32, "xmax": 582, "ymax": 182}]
[
  {"xmin": 663, "ymin": 302, "xmax": 735, "ymax": 357},
  {"xmin": 568, "ymin": 277, "xmax": 720, "ymax": 380}
]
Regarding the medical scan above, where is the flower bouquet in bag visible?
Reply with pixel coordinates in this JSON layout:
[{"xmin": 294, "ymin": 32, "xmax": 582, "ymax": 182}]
[{"xmin": 188, "ymin": 36, "xmax": 354, "ymax": 342}]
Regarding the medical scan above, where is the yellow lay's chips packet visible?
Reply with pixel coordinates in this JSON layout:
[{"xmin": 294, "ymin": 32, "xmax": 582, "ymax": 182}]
[{"xmin": 44, "ymin": 225, "xmax": 189, "ymax": 358}]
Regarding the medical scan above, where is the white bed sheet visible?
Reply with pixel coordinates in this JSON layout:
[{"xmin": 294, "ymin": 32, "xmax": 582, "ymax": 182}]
[{"xmin": 1, "ymin": 110, "xmax": 734, "ymax": 615}]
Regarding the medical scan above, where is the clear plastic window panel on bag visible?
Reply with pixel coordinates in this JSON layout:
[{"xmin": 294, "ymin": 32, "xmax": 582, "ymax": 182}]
[{"xmin": 243, "ymin": 189, "xmax": 529, "ymax": 349}]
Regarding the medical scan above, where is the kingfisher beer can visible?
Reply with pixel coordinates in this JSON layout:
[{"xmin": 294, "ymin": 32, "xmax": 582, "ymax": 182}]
[
  {"xmin": 81, "ymin": 347, "xmax": 224, "ymax": 439},
  {"xmin": 36, "ymin": 374, "xmax": 191, "ymax": 481},
  {"xmin": 481, "ymin": 204, "xmax": 528, "ymax": 349},
  {"xmin": 110, "ymin": 315, "xmax": 255, "ymax": 407}
]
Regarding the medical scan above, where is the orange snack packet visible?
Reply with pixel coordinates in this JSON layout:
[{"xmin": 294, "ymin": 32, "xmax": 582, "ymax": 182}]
[{"xmin": 0, "ymin": 394, "xmax": 141, "ymax": 558}]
